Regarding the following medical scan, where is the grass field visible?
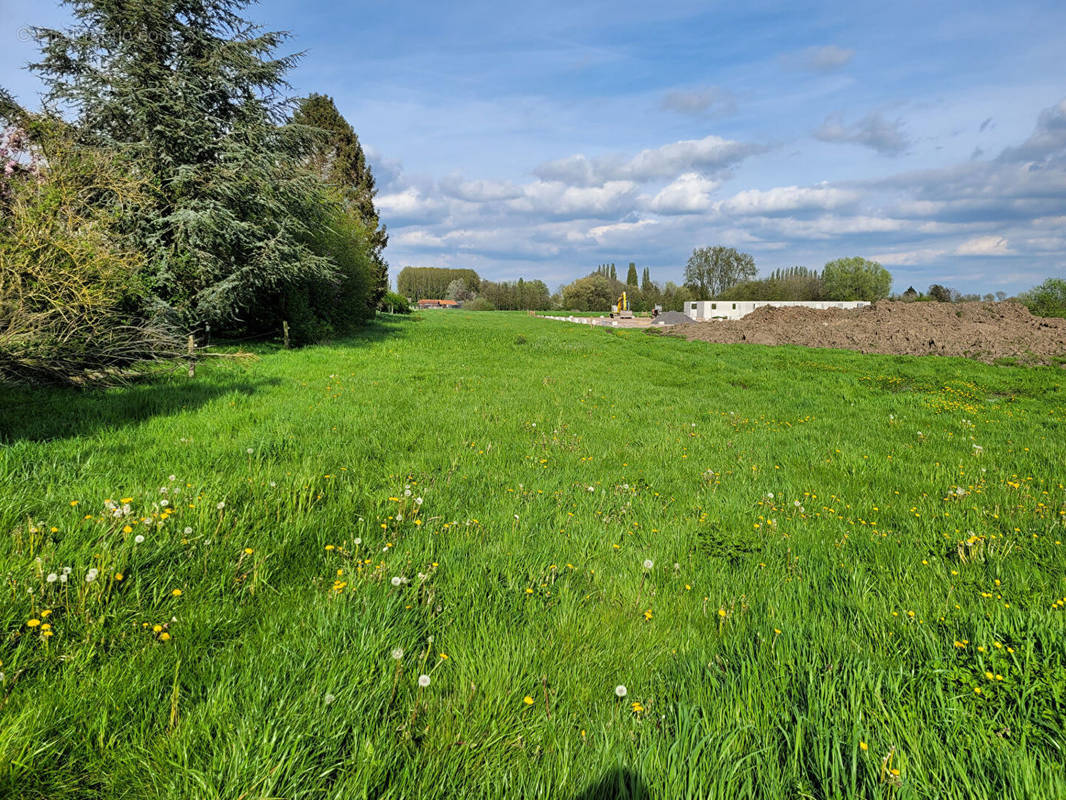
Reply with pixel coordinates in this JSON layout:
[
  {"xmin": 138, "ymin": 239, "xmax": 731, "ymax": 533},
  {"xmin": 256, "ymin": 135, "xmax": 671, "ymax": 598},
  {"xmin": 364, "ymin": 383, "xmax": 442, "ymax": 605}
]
[{"xmin": 1, "ymin": 311, "xmax": 1064, "ymax": 799}]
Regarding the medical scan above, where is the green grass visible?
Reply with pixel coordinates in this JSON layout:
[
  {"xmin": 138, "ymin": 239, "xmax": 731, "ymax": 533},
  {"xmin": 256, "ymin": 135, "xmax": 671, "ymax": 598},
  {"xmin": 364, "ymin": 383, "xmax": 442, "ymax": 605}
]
[{"xmin": 1, "ymin": 311, "xmax": 1064, "ymax": 799}]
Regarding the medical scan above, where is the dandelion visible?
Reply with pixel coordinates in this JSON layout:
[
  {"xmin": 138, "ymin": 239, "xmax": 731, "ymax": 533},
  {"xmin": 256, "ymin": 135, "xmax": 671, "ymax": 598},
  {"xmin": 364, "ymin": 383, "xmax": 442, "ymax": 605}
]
[
  {"xmin": 26, "ymin": 619, "xmax": 41, "ymax": 628},
  {"xmin": 418, "ymin": 674, "xmax": 431, "ymax": 687},
  {"xmin": 718, "ymin": 608, "xmax": 727, "ymax": 618},
  {"xmin": 642, "ymin": 559, "xmax": 654, "ymax": 570},
  {"xmin": 615, "ymin": 685, "xmax": 627, "ymax": 698},
  {"xmin": 152, "ymin": 624, "xmax": 163, "ymax": 633},
  {"xmin": 391, "ymin": 576, "xmax": 403, "ymax": 587},
  {"xmin": 184, "ymin": 527, "xmax": 192, "ymax": 535},
  {"xmin": 169, "ymin": 474, "xmax": 177, "ymax": 481},
  {"xmin": 134, "ymin": 534, "xmax": 145, "ymax": 544},
  {"xmin": 631, "ymin": 701, "xmax": 644, "ymax": 713},
  {"xmin": 159, "ymin": 632, "xmax": 171, "ymax": 641},
  {"xmin": 86, "ymin": 569, "xmax": 99, "ymax": 583},
  {"xmin": 160, "ymin": 499, "xmax": 169, "ymax": 507},
  {"xmin": 391, "ymin": 648, "xmax": 404, "ymax": 660},
  {"xmin": 115, "ymin": 573, "xmax": 123, "ymax": 581},
  {"xmin": 324, "ymin": 693, "xmax": 335, "ymax": 705},
  {"xmin": 171, "ymin": 589, "xmax": 182, "ymax": 597},
  {"xmin": 46, "ymin": 573, "xmax": 57, "ymax": 583},
  {"xmin": 860, "ymin": 741, "xmax": 868, "ymax": 751},
  {"xmin": 246, "ymin": 448, "xmax": 253, "ymax": 454},
  {"xmin": 416, "ymin": 497, "xmax": 423, "ymax": 505},
  {"xmin": 523, "ymin": 696, "xmax": 534, "ymax": 706},
  {"xmin": 244, "ymin": 548, "xmax": 254, "ymax": 555},
  {"xmin": 353, "ymin": 538, "xmax": 362, "ymax": 545},
  {"xmin": 59, "ymin": 574, "xmax": 68, "ymax": 584}
]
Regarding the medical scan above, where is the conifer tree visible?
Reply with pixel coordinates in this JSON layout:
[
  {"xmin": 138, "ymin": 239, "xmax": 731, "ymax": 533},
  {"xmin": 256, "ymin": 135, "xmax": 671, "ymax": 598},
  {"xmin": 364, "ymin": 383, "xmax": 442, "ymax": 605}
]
[
  {"xmin": 626, "ymin": 262, "xmax": 638, "ymax": 285},
  {"xmin": 31, "ymin": 0, "xmax": 339, "ymax": 330}
]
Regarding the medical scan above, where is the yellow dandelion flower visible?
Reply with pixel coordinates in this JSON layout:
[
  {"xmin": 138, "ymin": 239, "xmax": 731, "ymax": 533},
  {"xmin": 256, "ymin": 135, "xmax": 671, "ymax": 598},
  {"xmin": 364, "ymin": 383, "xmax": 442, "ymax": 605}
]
[
  {"xmin": 439, "ymin": 653, "xmax": 449, "ymax": 660},
  {"xmin": 718, "ymin": 608, "xmax": 727, "ymax": 618},
  {"xmin": 631, "ymin": 701, "xmax": 644, "ymax": 713},
  {"xmin": 152, "ymin": 624, "xmax": 163, "ymax": 633},
  {"xmin": 123, "ymin": 525, "xmax": 133, "ymax": 534},
  {"xmin": 860, "ymin": 741, "xmax": 868, "ymax": 751},
  {"xmin": 26, "ymin": 619, "xmax": 41, "ymax": 628},
  {"xmin": 171, "ymin": 589, "xmax": 182, "ymax": 597},
  {"xmin": 115, "ymin": 573, "xmax": 124, "ymax": 581},
  {"xmin": 325, "ymin": 544, "xmax": 335, "ymax": 551},
  {"xmin": 523, "ymin": 696, "xmax": 534, "ymax": 706},
  {"xmin": 244, "ymin": 548, "xmax": 254, "ymax": 555},
  {"xmin": 159, "ymin": 632, "xmax": 171, "ymax": 641},
  {"xmin": 643, "ymin": 609, "xmax": 653, "ymax": 621},
  {"xmin": 40, "ymin": 609, "xmax": 51, "ymax": 617}
]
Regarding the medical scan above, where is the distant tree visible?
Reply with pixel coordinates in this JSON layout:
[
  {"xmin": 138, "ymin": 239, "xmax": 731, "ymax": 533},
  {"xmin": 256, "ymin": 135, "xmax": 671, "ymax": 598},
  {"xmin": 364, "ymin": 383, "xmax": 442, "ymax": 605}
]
[
  {"xmin": 684, "ymin": 246, "xmax": 756, "ymax": 299},
  {"xmin": 610, "ymin": 263, "xmax": 617, "ymax": 281},
  {"xmin": 821, "ymin": 257, "xmax": 892, "ymax": 301},
  {"xmin": 446, "ymin": 279, "xmax": 474, "ymax": 302},
  {"xmin": 463, "ymin": 296, "xmax": 496, "ymax": 311},
  {"xmin": 1019, "ymin": 277, "xmax": 1066, "ymax": 318},
  {"xmin": 641, "ymin": 267, "xmax": 652, "ymax": 293},
  {"xmin": 995, "ymin": 291, "xmax": 1007, "ymax": 302},
  {"xmin": 626, "ymin": 262, "xmax": 639, "ymax": 285},
  {"xmin": 927, "ymin": 284, "xmax": 952, "ymax": 303},
  {"xmin": 397, "ymin": 267, "xmax": 481, "ymax": 300},
  {"xmin": 291, "ymin": 94, "xmax": 388, "ymax": 310},
  {"xmin": 902, "ymin": 286, "xmax": 919, "ymax": 302},
  {"xmin": 562, "ymin": 273, "xmax": 616, "ymax": 311}
]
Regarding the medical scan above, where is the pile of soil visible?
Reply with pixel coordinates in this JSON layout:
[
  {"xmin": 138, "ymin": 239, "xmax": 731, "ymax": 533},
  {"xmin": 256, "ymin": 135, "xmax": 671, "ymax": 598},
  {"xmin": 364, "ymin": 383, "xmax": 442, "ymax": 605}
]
[
  {"xmin": 651, "ymin": 310, "xmax": 695, "ymax": 325},
  {"xmin": 664, "ymin": 301, "xmax": 1066, "ymax": 365}
]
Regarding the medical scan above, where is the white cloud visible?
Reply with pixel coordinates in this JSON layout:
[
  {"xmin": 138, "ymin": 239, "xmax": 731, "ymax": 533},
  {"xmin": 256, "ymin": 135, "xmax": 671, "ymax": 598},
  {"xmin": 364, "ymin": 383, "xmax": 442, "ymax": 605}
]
[
  {"xmin": 660, "ymin": 86, "xmax": 737, "ymax": 116},
  {"xmin": 783, "ymin": 45, "xmax": 855, "ymax": 72},
  {"xmin": 533, "ymin": 135, "xmax": 766, "ymax": 185},
  {"xmin": 377, "ymin": 187, "xmax": 434, "ymax": 216},
  {"xmin": 955, "ymin": 235, "xmax": 1012, "ymax": 255},
  {"xmin": 717, "ymin": 184, "xmax": 859, "ymax": 215},
  {"xmin": 815, "ymin": 112, "xmax": 910, "ymax": 156},
  {"xmin": 438, "ymin": 175, "xmax": 523, "ymax": 202},
  {"xmin": 510, "ymin": 180, "xmax": 639, "ymax": 217},
  {"xmin": 649, "ymin": 173, "xmax": 719, "ymax": 214},
  {"xmin": 586, "ymin": 219, "xmax": 659, "ymax": 245}
]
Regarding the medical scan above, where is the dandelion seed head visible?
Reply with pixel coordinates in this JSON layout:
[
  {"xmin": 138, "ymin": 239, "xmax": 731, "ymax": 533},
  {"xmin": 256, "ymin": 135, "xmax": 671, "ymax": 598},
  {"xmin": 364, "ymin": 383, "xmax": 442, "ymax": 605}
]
[
  {"xmin": 46, "ymin": 573, "xmax": 57, "ymax": 583},
  {"xmin": 134, "ymin": 534, "xmax": 145, "ymax": 544},
  {"xmin": 418, "ymin": 674, "xmax": 431, "ymax": 687},
  {"xmin": 615, "ymin": 685, "xmax": 627, "ymax": 697},
  {"xmin": 324, "ymin": 693, "xmax": 335, "ymax": 705},
  {"xmin": 391, "ymin": 576, "xmax": 403, "ymax": 587},
  {"xmin": 391, "ymin": 648, "xmax": 404, "ymax": 660},
  {"xmin": 642, "ymin": 559, "xmax": 654, "ymax": 570}
]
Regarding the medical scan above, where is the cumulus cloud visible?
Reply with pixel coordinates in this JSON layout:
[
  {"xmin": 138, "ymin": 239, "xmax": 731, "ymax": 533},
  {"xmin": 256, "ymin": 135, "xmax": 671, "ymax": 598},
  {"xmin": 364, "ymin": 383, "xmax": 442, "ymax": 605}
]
[
  {"xmin": 955, "ymin": 235, "xmax": 1012, "ymax": 255},
  {"xmin": 438, "ymin": 175, "xmax": 523, "ymax": 203},
  {"xmin": 784, "ymin": 45, "xmax": 855, "ymax": 72},
  {"xmin": 648, "ymin": 173, "xmax": 719, "ymax": 214},
  {"xmin": 716, "ymin": 184, "xmax": 860, "ymax": 215},
  {"xmin": 998, "ymin": 97, "xmax": 1066, "ymax": 165},
  {"xmin": 814, "ymin": 112, "xmax": 910, "ymax": 156},
  {"xmin": 660, "ymin": 86, "xmax": 737, "ymax": 116},
  {"xmin": 510, "ymin": 180, "xmax": 639, "ymax": 218},
  {"xmin": 533, "ymin": 135, "xmax": 767, "ymax": 186}
]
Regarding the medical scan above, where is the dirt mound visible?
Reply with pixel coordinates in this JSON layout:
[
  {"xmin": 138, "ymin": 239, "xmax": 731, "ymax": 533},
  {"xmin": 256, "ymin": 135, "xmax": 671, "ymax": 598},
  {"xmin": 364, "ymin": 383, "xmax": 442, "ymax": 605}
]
[
  {"xmin": 651, "ymin": 310, "xmax": 696, "ymax": 325},
  {"xmin": 666, "ymin": 301, "xmax": 1066, "ymax": 365}
]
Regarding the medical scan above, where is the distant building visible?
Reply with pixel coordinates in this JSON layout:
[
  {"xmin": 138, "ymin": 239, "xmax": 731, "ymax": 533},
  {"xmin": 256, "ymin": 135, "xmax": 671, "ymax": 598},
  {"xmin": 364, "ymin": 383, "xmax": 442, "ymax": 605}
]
[
  {"xmin": 685, "ymin": 300, "xmax": 869, "ymax": 321},
  {"xmin": 417, "ymin": 299, "xmax": 459, "ymax": 309}
]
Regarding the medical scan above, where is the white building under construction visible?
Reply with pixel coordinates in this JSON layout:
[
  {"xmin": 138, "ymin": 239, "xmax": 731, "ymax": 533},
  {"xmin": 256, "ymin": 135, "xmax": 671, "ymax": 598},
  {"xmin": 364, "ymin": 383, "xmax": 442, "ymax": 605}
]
[{"xmin": 684, "ymin": 299, "xmax": 869, "ymax": 321}]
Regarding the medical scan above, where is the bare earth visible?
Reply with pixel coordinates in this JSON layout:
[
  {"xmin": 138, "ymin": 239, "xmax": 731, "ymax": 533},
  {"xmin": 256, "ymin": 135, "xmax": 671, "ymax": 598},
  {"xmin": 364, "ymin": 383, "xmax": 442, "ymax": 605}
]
[{"xmin": 660, "ymin": 301, "xmax": 1066, "ymax": 365}]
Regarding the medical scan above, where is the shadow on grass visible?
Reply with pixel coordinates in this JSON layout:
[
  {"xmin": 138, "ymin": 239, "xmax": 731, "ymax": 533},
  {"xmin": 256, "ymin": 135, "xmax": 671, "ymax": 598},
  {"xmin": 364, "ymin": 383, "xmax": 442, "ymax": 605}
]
[
  {"xmin": 574, "ymin": 768, "xmax": 652, "ymax": 800},
  {"xmin": 0, "ymin": 376, "xmax": 281, "ymax": 444}
]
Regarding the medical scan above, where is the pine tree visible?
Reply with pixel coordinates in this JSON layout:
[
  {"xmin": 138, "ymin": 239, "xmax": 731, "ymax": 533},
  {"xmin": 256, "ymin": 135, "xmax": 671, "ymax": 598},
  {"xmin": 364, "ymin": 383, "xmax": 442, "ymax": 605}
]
[
  {"xmin": 30, "ymin": 0, "xmax": 338, "ymax": 330},
  {"xmin": 626, "ymin": 262, "xmax": 638, "ymax": 285},
  {"xmin": 291, "ymin": 94, "xmax": 388, "ymax": 311},
  {"xmin": 641, "ymin": 267, "xmax": 652, "ymax": 293},
  {"xmin": 610, "ymin": 263, "xmax": 617, "ymax": 281}
]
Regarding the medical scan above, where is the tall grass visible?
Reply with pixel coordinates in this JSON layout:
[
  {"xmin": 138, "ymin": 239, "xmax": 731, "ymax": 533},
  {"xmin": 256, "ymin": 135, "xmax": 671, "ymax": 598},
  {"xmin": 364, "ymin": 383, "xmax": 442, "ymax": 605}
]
[{"xmin": 1, "ymin": 312, "xmax": 1063, "ymax": 799}]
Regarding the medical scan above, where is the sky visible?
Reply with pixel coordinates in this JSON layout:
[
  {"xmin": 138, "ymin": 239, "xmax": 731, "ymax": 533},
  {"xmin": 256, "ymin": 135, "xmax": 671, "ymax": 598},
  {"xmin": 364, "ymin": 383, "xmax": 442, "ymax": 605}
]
[{"xmin": 3, "ymin": 0, "xmax": 1066, "ymax": 294}]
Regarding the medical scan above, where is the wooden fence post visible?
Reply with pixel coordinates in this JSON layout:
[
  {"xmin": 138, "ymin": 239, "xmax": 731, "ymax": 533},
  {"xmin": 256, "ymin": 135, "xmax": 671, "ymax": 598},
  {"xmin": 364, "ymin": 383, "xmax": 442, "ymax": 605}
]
[
  {"xmin": 187, "ymin": 335, "xmax": 195, "ymax": 378},
  {"xmin": 282, "ymin": 320, "xmax": 290, "ymax": 349}
]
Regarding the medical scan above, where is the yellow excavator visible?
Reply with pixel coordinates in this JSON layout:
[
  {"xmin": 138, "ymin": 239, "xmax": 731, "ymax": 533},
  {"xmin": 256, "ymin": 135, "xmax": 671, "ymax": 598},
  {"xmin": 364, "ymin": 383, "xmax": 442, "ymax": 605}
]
[{"xmin": 610, "ymin": 291, "xmax": 634, "ymax": 319}]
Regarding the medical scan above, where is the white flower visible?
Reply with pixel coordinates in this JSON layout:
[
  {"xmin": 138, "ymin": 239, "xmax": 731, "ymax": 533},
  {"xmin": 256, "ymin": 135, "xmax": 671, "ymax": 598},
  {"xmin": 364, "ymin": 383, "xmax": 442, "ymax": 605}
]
[
  {"xmin": 46, "ymin": 573, "xmax": 57, "ymax": 583},
  {"xmin": 767, "ymin": 492, "xmax": 774, "ymax": 499},
  {"xmin": 169, "ymin": 474, "xmax": 176, "ymax": 481},
  {"xmin": 59, "ymin": 574, "xmax": 68, "ymax": 584},
  {"xmin": 418, "ymin": 674, "xmax": 431, "ymax": 687},
  {"xmin": 324, "ymin": 693, "xmax": 335, "ymax": 705},
  {"xmin": 216, "ymin": 501, "xmax": 225, "ymax": 510},
  {"xmin": 269, "ymin": 481, "xmax": 277, "ymax": 488},
  {"xmin": 391, "ymin": 576, "xmax": 403, "ymax": 587},
  {"xmin": 160, "ymin": 499, "xmax": 169, "ymax": 507},
  {"xmin": 159, "ymin": 486, "xmax": 168, "ymax": 494},
  {"xmin": 62, "ymin": 566, "xmax": 72, "ymax": 575},
  {"xmin": 642, "ymin": 559, "xmax": 654, "ymax": 570},
  {"xmin": 615, "ymin": 685, "xmax": 627, "ymax": 697},
  {"xmin": 404, "ymin": 489, "xmax": 412, "ymax": 497},
  {"xmin": 134, "ymin": 534, "xmax": 145, "ymax": 544},
  {"xmin": 85, "ymin": 568, "xmax": 99, "ymax": 582},
  {"xmin": 396, "ymin": 514, "xmax": 403, "ymax": 521},
  {"xmin": 416, "ymin": 497, "xmax": 423, "ymax": 505},
  {"xmin": 392, "ymin": 648, "xmax": 404, "ymax": 660},
  {"xmin": 246, "ymin": 448, "xmax": 253, "ymax": 454},
  {"xmin": 353, "ymin": 537, "xmax": 362, "ymax": 545},
  {"xmin": 794, "ymin": 500, "xmax": 801, "ymax": 507},
  {"xmin": 184, "ymin": 527, "xmax": 192, "ymax": 535}
]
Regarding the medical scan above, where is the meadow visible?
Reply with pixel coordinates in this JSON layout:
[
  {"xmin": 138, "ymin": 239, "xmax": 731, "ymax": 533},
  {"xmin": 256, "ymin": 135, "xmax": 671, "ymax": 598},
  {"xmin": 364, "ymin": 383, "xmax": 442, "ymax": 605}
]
[{"xmin": 1, "ymin": 311, "xmax": 1063, "ymax": 800}]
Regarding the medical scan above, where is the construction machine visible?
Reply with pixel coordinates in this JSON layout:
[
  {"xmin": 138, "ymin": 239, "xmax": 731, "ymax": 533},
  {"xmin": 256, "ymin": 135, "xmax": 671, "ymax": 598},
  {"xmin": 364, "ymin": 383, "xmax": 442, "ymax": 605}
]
[{"xmin": 610, "ymin": 291, "xmax": 634, "ymax": 319}]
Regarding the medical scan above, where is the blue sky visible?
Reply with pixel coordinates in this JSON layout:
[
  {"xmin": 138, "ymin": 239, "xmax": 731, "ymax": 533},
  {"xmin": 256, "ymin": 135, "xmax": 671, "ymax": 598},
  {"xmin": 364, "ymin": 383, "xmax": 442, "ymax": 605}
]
[{"xmin": 4, "ymin": 0, "xmax": 1066, "ymax": 294}]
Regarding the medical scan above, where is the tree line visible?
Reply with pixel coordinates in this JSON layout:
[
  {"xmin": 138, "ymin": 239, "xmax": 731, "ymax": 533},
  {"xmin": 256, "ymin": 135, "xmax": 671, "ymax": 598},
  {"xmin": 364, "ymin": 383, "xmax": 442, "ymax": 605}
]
[{"xmin": 0, "ymin": 0, "xmax": 388, "ymax": 385}]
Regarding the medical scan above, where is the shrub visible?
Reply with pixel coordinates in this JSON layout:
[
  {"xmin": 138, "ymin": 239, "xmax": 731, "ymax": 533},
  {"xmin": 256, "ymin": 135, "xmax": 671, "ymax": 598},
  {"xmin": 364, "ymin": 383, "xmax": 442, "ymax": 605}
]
[
  {"xmin": 380, "ymin": 291, "xmax": 412, "ymax": 314},
  {"xmin": 464, "ymin": 297, "xmax": 496, "ymax": 311},
  {"xmin": 1019, "ymin": 278, "xmax": 1066, "ymax": 318}
]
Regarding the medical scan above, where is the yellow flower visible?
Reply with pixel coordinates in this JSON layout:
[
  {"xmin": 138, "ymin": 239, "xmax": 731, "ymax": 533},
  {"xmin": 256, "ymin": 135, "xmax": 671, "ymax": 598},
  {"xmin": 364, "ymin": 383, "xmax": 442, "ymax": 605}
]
[
  {"xmin": 439, "ymin": 653, "xmax": 449, "ymax": 659},
  {"xmin": 40, "ymin": 609, "xmax": 51, "ymax": 617},
  {"xmin": 120, "ymin": 497, "xmax": 133, "ymax": 504},
  {"xmin": 70, "ymin": 500, "xmax": 78, "ymax": 506},
  {"xmin": 860, "ymin": 741, "xmax": 868, "ymax": 751},
  {"xmin": 631, "ymin": 701, "xmax": 644, "ymax": 713},
  {"xmin": 973, "ymin": 687, "xmax": 982, "ymax": 694},
  {"xmin": 123, "ymin": 525, "xmax": 133, "ymax": 534},
  {"xmin": 643, "ymin": 609, "xmax": 653, "ymax": 621},
  {"xmin": 152, "ymin": 624, "xmax": 163, "ymax": 633},
  {"xmin": 115, "ymin": 572, "xmax": 124, "ymax": 581},
  {"xmin": 26, "ymin": 619, "xmax": 41, "ymax": 628},
  {"xmin": 325, "ymin": 544, "xmax": 335, "ymax": 551},
  {"xmin": 525, "ymin": 588, "xmax": 534, "ymax": 594},
  {"xmin": 244, "ymin": 548, "xmax": 254, "ymax": 555},
  {"xmin": 171, "ymin": 589, "xmax": 182, "ymax": 597},
  {"xmin": 159, "ymin": 632, "xmax": 171, "ymax": 641},
  {"xmin": 718, "ymin": 608, "xmax": 727, "ymax": 618},
  {"xmin": 523, "ymin": 696, "xmax": 534, "ymax": 706}
]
